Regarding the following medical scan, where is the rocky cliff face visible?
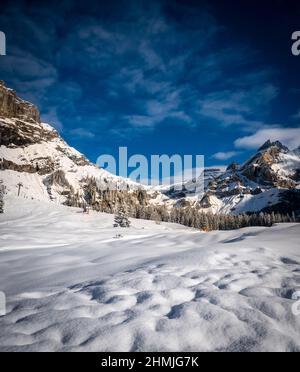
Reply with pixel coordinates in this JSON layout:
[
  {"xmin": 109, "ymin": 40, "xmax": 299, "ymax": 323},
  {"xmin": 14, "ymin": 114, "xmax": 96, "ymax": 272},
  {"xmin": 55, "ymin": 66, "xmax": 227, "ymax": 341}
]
[
  {"xmin": 240, "ymin": 141, "xmax": 296, "ymax": 188},
  {"xmin": 0, "ymin": 82, "xmax": 58, "ymax": 148},
  {"xmin": 0, "ymin": 117, "xmax": 60, "ymax": 148},
  {"xmin": 0, "ymin": 81, "xmax": 40, "ymax": 123}
]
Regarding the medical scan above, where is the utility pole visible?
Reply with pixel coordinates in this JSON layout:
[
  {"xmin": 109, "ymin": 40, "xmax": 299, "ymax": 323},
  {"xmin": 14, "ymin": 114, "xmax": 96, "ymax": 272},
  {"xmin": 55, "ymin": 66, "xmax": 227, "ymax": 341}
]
[{"xmin": 17, "ymin": 182, "xmax": 23, "ymax": 196}]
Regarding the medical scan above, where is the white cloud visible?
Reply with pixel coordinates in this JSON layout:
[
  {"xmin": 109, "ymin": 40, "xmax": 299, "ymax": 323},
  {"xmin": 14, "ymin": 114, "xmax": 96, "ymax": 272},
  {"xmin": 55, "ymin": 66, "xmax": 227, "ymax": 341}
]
[
  {"xmin": 0, "ymin": 1, "xmax": 282, "ymax": 142},
  {"xmin": 235, "ymin": 127, "xmax": 300, "ymax": 150},
  {"xmin": 70, "ymin": 128, "xmax": 95, "ymax": 139},
  {"xmin": 212, "ymin": 151, "xmax": 240, "ymax": 161},
  {"xmin": 292, "ymin": 110, "xmax": 300, "ymax": 120},
  {"xmin": 41, "ymin": 107, "xmax": 63, "ymax": 131},
  {"xmin": 198, "ymin": 84, "xmax": 278, "ymax": 130}
]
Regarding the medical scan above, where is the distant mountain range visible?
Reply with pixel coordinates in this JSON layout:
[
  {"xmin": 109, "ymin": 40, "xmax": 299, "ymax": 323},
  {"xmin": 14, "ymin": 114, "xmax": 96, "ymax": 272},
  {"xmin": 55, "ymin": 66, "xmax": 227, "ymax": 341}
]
[
  {"xmin": 1, "ymin": 81, "xmax": 299, "ymax": 216},
  {"xmin": 164, "ymin": 139, "xmax": 300, "ymax": 215}
]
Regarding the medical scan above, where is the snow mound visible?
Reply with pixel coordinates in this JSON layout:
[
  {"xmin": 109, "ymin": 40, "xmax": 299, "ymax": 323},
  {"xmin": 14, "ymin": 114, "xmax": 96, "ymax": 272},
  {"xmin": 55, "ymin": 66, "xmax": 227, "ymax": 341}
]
[{"xmin": 0, "ymin": 198, "xmax": 299, "ymax": 351}]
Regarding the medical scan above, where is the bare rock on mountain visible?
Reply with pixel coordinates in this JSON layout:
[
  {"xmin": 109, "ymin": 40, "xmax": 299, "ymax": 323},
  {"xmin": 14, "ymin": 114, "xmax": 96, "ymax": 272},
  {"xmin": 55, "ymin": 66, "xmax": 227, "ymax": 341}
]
[
  {"xmin": 199, "ymin": 194, "xmax": 213, "ymax": 209},
  {"xmin": 241, "ymin": 141, "xmax": 296, "ymax": 188},
  {"xmin": 0, "ymin": 81, "xmax": 40, "ymax": 123},
  {"xmin": 0, "ymin": 118, "xmax": 59, "ymax": 148},
  {"xmin": 0, "ymin": 82, "xmax": 58, "ymax": 148},
  {"xmin": 226, "ymin": 162, "xmax": 240, "ymax": 172}
]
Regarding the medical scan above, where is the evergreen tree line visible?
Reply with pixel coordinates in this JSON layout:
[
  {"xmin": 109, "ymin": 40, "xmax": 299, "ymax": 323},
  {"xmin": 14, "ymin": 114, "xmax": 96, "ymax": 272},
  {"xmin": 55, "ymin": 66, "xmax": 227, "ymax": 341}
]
[
  {"xmin": 111, "ymin": 199, "xmax": 298, "ymax": 231},
  {"xmin": 127, "ymin": 204, "xmax": 297, "ymax": 231},
  {"xmin": 167, "ymin": 209, "xmax": 297, "ymax": 231}
]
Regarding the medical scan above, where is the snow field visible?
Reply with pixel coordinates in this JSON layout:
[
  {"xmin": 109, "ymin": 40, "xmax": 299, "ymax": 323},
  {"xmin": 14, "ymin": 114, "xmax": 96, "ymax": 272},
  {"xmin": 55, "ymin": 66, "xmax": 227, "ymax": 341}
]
[{"xmin": 0, "ymin": 197, "xmax": 299, "ymax": 351}]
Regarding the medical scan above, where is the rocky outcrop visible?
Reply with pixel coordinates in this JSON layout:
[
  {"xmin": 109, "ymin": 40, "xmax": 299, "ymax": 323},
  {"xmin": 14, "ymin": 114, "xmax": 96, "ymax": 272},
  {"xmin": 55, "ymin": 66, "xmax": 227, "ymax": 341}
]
[
  {"xmin": 0, "ymin": 117, "xmax": 58, "ymax": 148},
  {"xmin": 43, "ymin": 170, "xmax": 73, "ymax": 201},
  {"xmin": 0, "ymin": 81, "xmax": 40, "ymax": 123},
  {"xmin": 199, "ymin": 194, "xmax": 213, "ymax": 209},
  {"xmin": 0, "ymin": 81, "xmax": 55, "ymax": 148},
  {"xmin": 55, "ymin": 145, "xmax": 91, "ymax": 167},
  {"xmin": 241, "ymin": 142, "xmax": 295, "ymax": 188},
  {"xmin": 226, "ymin": 162, "xmax": 240, "ymax": 172},
  {"xmin": 0, "ymin": 159, "xmax": 37, "ymax": 173}
]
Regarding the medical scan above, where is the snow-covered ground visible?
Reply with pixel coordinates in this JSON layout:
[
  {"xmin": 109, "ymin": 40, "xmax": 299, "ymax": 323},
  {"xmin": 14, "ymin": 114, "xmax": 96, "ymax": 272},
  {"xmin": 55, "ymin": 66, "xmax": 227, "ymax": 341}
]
[{"xmin": 0, "ymin": 197, "xmax": 299, "ymax": 352}]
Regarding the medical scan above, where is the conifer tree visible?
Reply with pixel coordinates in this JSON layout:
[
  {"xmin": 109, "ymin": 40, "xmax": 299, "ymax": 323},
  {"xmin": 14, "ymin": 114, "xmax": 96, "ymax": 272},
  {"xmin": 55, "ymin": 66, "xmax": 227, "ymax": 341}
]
[{"xmin": 114, "ymin": 204, "xmax": 131, "ymax": 228}]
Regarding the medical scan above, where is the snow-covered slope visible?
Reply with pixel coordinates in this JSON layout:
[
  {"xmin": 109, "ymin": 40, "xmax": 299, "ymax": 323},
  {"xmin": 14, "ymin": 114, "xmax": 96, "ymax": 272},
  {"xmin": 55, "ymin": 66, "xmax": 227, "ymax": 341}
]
[
  {"xmin": 0, "ymin": 197, "xmax": 299, "ymax": 352},
  {"xmin": 0, "ymin": 119, "xmax": 139, "ymax": 203}
]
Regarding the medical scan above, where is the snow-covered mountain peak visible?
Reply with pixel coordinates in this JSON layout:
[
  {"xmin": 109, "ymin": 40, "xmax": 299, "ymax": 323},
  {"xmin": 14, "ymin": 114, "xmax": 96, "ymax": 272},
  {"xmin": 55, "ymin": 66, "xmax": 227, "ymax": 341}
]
[
  {"xmin": 240, "ymin": 140, "xmax": 300, "ymax": 187},
  {"xmin": 258, "ymin": 140, "xmax": 289, "ymax": 153}
]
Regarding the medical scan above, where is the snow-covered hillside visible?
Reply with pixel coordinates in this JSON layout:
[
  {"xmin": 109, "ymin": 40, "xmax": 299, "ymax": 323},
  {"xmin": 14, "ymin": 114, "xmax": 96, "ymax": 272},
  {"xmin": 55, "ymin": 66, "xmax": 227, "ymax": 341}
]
[
  {"xmin": 0, "ymin": 81, "xmax": 166, "ymax": 213},
  {"xmin": 0, "ymin": 118, "xmax": 142, "ymax": 203},
  {"xmin": 0, "ymin": 197, "xmax": 299, "ymax": 352},
  {"xmin": 1, "ymin": 119, "xmax": 135, "ymax": 202}
]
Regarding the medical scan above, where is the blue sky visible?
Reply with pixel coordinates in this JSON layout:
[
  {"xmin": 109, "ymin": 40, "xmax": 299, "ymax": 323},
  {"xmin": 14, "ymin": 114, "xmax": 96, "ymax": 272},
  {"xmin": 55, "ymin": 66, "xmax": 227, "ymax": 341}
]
[{"xmin": 1, "ymin": 0, "xmax": 300, "ymax": 173}]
